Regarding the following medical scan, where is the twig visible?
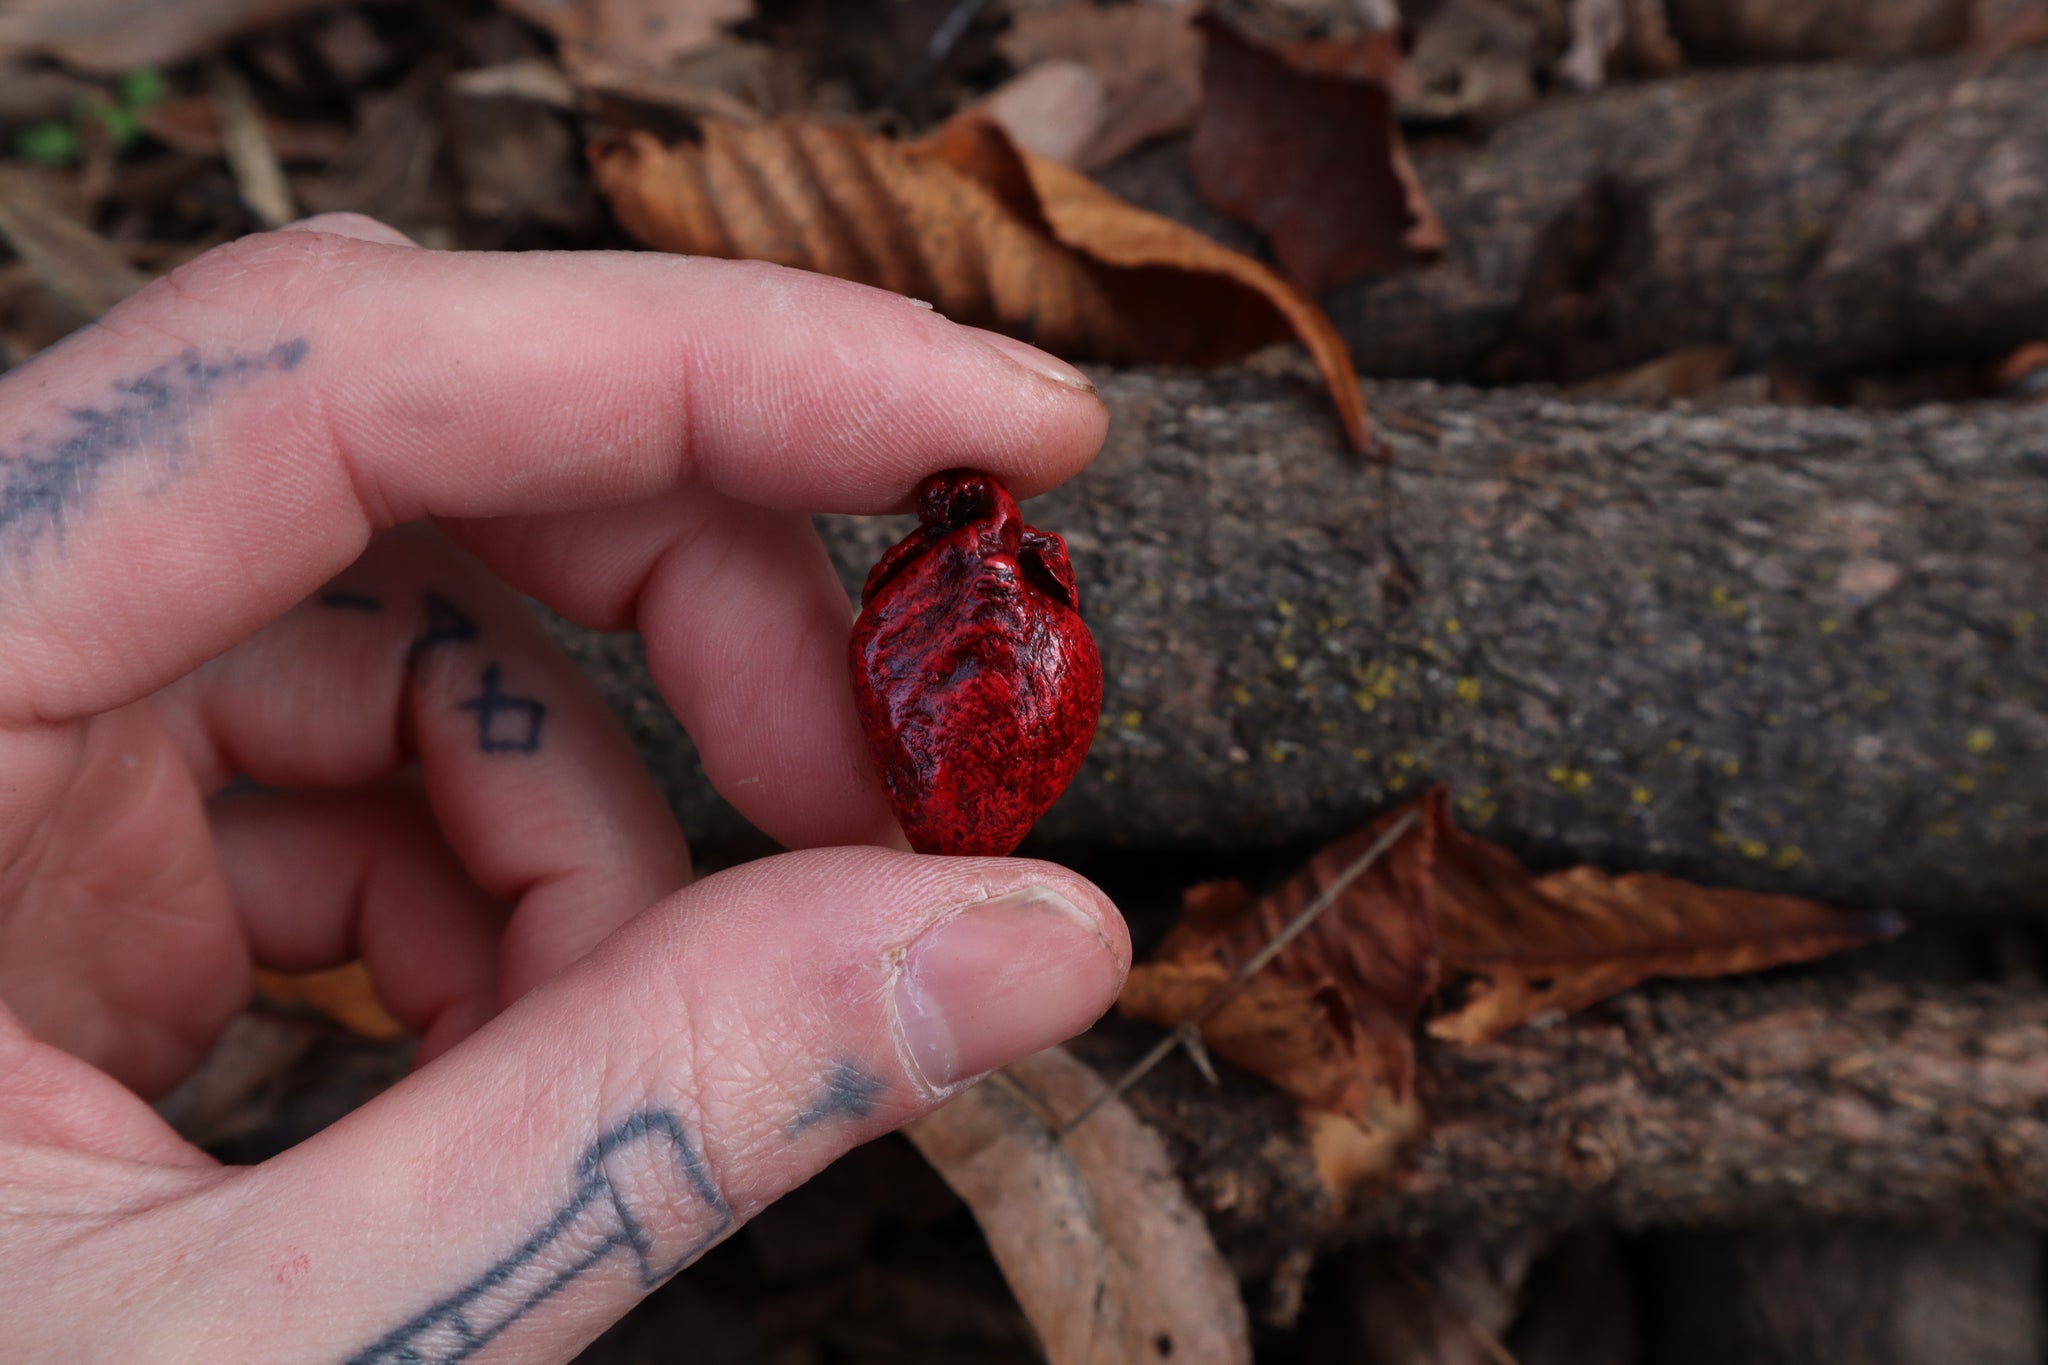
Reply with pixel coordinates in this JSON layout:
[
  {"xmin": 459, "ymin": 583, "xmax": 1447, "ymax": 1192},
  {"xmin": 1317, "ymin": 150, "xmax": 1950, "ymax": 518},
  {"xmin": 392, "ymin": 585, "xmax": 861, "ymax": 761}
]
[
  {"xmin": 0, "ymin": 167, "xmax": 148, "ymax": 317},
  {"xmin": 1056, "ymin": 807, "xmax": 1423, "ymax": 1139},
  {"xmin": 884, "ymin": 0, "xmax": 995, "ymax": 108},
  {"xmin": 209, "ymin": 61, "xmax": 296, "ymax": 229}
]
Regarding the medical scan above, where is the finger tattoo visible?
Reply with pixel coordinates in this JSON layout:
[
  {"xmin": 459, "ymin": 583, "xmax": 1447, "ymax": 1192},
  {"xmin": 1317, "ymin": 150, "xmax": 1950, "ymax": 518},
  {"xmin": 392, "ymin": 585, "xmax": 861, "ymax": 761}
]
[
  {"xmin": 0, "ymin": 340, "xmax": 309, "ymax": 568},
  {"xmin": 342, "ymin": 1110, "xmax": 731, "ymax": 1365},
  {"xmin": 459, "ymin": 664, "xmax": 546, "ymax": 755},
  {"xmin": 786, "ymin": 1061, "xmax": 886, "ymax": 1136}
]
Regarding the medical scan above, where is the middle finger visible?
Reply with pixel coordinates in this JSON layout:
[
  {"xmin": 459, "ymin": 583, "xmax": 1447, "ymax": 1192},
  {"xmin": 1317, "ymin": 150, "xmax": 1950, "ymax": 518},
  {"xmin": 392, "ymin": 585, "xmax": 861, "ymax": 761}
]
[{"xmin": 155, "ymin": 525, "xmax": 691, "ymax": 996}]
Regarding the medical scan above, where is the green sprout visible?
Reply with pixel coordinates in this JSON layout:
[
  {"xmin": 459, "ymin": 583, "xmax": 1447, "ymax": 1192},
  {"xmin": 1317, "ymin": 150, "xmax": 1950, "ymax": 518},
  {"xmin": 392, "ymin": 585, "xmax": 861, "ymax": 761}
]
[{"xmin": 13, "ymin": 67, "xmax": 169, "ymax": 167}]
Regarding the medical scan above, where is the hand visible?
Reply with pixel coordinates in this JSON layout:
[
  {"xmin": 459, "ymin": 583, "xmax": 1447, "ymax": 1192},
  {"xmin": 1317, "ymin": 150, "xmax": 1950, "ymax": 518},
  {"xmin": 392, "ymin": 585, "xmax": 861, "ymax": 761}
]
[{"xmin": 0, "ymin": 213, "xmax": 1128, "ymax": 1363}]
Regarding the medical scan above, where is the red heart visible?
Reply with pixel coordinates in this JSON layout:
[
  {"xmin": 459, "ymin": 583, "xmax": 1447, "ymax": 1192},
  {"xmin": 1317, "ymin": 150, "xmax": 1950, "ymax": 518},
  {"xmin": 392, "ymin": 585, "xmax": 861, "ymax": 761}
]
[{"xmin": 849, "ymin": 470, "xmax": 1102, "ymax": 856}]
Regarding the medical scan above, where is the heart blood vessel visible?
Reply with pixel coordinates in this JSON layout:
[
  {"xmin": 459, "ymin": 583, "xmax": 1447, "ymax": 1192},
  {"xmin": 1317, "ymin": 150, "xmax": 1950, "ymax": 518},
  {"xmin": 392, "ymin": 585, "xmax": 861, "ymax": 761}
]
[{"xmin": 849, "ymin": 469, "xmax": 1102, "ymax": 856}]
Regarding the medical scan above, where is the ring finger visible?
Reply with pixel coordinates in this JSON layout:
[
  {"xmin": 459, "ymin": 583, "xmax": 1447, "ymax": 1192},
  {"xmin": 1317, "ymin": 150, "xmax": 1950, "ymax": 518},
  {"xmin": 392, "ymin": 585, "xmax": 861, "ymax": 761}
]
[{"xmin": 155, "ymin": 523, "xmax": 692, "ymax": 1004}]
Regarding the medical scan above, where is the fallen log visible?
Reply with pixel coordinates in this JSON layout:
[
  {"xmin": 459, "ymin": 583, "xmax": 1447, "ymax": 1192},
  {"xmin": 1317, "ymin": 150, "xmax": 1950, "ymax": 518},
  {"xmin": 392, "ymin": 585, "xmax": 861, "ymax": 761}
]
[
  {"xmin": 1325, "ymin": 49, "xmax": 2048, "ymax": 383},
  {"xmin": 197, "ymin": 968, "xmax": 2048, "ymax": 1271},
  {"xmin": 553, "ymin": 368, "xmax": 2048, "ymax": 917},
  {"xmin": 1070, "ymin": 974, "xmax": 2048, "ymax": 1277},
  {"xmin": 1099, "ymin": 51, "xmax": 2048, "ymax": 385}
]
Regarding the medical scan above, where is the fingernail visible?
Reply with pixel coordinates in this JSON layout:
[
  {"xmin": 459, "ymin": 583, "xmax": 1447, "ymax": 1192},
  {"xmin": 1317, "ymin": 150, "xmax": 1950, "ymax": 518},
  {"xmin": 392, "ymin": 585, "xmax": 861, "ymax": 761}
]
[
  {"xmin": 893, "ymin": 886, "xmax": 1121, "ymax": 1089},
  {"xmin": 962, "ymin": 326, "xmax": 1097, "ymax": 394}
]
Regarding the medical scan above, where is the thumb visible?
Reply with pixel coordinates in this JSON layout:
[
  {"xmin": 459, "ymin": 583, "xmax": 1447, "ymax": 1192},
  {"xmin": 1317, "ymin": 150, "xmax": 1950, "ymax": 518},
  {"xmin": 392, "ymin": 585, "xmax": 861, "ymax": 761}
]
[{"xmin": 85, "ymin": 849, "xmax": 1128, "ymax": 1363}]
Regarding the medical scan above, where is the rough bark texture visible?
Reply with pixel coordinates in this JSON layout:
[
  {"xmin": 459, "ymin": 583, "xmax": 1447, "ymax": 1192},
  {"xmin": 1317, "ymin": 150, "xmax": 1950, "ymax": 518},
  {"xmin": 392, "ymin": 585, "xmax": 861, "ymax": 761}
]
[
  {"xmin": 1068, "ymin": 975, "xmax": 2048, "ymax": 1277},
  {"xmin": 1097, "ymin": 51, "xmax": 2048, "ymax": 385},
  {"xmin": 551, "ymin": 369, "xmax": 2048, "ymax": 918},
  {"xmin": 1662, "ymin": 0, "xmax": 2042, "ymax": 62}
]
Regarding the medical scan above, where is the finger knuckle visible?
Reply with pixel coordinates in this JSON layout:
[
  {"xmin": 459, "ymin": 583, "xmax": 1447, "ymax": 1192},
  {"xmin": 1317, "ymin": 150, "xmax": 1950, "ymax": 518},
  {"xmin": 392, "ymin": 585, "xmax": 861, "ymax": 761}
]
[{"xmin": 126, "ymin": 229, "xmax": 356, "ymax": 339}]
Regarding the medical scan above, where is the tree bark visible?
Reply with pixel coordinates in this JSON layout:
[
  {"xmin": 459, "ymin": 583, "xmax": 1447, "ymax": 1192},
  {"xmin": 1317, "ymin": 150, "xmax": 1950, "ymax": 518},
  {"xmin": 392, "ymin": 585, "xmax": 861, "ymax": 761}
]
[
  {"xmin": 1067, "ymin": 975, "xmax": 2048, "ymax": 1277},
  {"xmin": 1320, "ymin": 49, "xmax": 2048, "ymax": 383},
  {"xmin": 1097, "ymin": 51, "xmax": 2048, "ymax": 385},
  {"xmin": 552, "ymin": 368, "xmax": 2048, "ymax": 917}
]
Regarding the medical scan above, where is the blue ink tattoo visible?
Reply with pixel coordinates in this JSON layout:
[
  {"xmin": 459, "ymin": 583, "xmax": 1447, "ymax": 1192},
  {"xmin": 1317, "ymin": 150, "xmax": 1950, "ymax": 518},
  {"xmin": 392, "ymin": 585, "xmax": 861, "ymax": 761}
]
[
  {"xmin": 344, "ymin": 1110, "xmax": 731, "ymax": 1365},
  {"xmin": 459, "ymin": 663, "xmax": 546, "ymax": 754},
  {"xmin": 787, "ymin": 1062, "xmax": 885, "ymax": 1136},
  {"xmin": 409, "ymin": 591, "xmax": 479, "ymax": 661},
  {"xmin": 0, "ymin": 340, "xmax": 308, "ymax": 562}
]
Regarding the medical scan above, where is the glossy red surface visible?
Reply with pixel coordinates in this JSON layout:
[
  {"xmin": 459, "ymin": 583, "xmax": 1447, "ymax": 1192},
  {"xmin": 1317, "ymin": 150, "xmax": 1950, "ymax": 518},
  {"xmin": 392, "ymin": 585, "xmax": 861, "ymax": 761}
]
[{"xmin": 848, "ymin": 469, "xmax": 1103, "ymax": 856}]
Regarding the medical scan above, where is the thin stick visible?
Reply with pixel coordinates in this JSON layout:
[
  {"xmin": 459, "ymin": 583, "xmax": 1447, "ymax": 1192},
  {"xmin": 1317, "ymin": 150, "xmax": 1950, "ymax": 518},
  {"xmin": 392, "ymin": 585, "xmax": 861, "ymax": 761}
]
[
  {"xmin": 1056, "ymin": 807, "xmax": 1423, "ymax": 1139},
  {"xmin": 885, "ymin": 0, "xmax": 995, "ymax": 108},
  {"xmin": 209, "ymin": 62, "xmax": 296, "ymax": 229}
]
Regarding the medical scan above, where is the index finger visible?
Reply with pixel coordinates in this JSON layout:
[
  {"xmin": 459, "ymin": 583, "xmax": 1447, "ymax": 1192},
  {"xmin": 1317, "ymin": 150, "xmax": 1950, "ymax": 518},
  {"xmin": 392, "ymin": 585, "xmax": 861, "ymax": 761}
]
[{"xmin": 0, "ymin": 224, "xmax": 1105, "ymax": 725}]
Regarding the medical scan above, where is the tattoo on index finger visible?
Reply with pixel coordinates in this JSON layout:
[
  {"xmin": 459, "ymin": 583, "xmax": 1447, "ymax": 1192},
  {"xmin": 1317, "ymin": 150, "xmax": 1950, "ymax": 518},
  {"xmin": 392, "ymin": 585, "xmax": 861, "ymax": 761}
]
[{"xmin": 0, "ymin": 340, "xmax": 309, "ymax": 573}]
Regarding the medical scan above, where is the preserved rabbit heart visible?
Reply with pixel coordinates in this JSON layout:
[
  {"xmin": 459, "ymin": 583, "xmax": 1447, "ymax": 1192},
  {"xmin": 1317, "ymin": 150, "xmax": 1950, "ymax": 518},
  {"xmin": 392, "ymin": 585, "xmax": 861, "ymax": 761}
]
[{"xmin": 849, "ymin": 469, "xmax": 1103, "ymax": 856}]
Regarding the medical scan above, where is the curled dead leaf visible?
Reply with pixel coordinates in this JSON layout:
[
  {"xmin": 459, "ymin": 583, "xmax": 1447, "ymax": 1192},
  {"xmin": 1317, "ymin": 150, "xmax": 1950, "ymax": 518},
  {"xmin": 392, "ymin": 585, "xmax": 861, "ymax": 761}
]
[
  {"xmin": 1191, "ymin": 15, "xmax": 1443, "ymax": 293},
  {"xmin": 0, "ymin": 0, "xmax": 335, "ymax": 72},
  {"xmin": 589, "ymin": 115, "xmax": 1368, "ymax": 447},
  {"xmin": 500, "ymin": 0, "xmax": 752, "ymax": 75},
  {"xmin": 1121, "ymin": 787, "xmax": 1896, "ymax": 1136},
  {"xmin": 1995, "ymin": 340, "xmax": 2048, "ymax": 394},
  {"xmin": 905, "ymin": 1046, "xmax": 1252, "ymax": 1365},
  {"xmin": 1429, "ymin": 836, "xmax": 1904, "ymax": 1044},
  {"xmin": 1120, "ymin": 801, "xmax": 1437, "ymax": 1122},
  {"xmin": 0, "ymin": 168, "xmax": 149, "ymax": 318},
  {"xmin": 253, "ymin": 962, "xmax": 407, "ymax": 1040},
  {"xmin": 1568, "ymin": 344, "xmax": 1736, "ymax": 401},
  {"xmin": 973, "ymin": 60, "xmax": 1109, "ymax": 166},
  {"xmin": 998, "ymin": 2, "xmax": 1205, "ymax": 169}
]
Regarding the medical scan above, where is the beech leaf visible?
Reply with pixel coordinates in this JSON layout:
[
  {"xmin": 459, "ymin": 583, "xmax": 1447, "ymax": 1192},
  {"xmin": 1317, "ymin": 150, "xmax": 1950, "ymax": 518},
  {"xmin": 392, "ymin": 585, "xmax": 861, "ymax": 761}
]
[
  {"xmin": 997, "ymin": 3, "xmax": 1205, "ymax": 169},
  {"xmin": 500, "ymin": 0, "xmax": 752, "ymax": 74},
  {"xmin": 0, "ymin": 0, "xmax": 333, "ymax": 72},
  {"xmin": 1121, "ymin": 788, "xmax": 1897, "ymax": 1128},
  {"xmin": 1428, "ymin": 821, "xmax": 1904, "ymax": 1043},
  {"xmin": 1190, "ymin": 15, "xmax": 1444, "ymax": 293},
  {"xmin": 1119, "ymin": 800, "xmax": 1437, "ymax": 1122},
  {"xmin": 253, "ymin": 962, "xmax": 407, "ymax": 1040},
  {"xmin": 905, "ymin": 1047, "xmax": 1252, "ymax": 1365},
  {"xmin": 589, "ymin": 115, "xmax": 1369, "ymax": 448}
]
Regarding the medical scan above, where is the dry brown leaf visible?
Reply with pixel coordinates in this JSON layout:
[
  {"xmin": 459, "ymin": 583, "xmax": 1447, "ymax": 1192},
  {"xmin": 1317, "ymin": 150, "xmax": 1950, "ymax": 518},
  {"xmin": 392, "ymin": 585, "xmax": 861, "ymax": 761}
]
[
  {"xmin": 0, "ymin": 62, "xmax": 95, "ymax": 121},
  {"xmin": 1190, "ymin": 14, "xmax": 1443, "ymax": 293},
  {"xmin": 974, "ymin": 60, "xmax": 1110, "ymax": 166},
  {"xmin": 449, "ymin": 58, "xmax": 581, "ymax": 108},
  {"xmin": 1569, "ymin": 344, "xmax": 1736, "ymax": 401},
  {"xmin": 0, "ymin": 168, "xmax": 149, "ymax": 318},
  {"xmin": 1302, "ymin": 1101, "xmax": 1426, "ymax": 1195},
  {"xmin": 253, "ymin": 962, "xmax": 407, "ymax": 1040},
  {"xmin": 905, "ymin": 1046, "xmax": 1252, "ymax": 1365},
  {"xmin": 141, "ymin": 95, "xmax": 352, "ymax": 162},
  {"xmin": 0, "ymin": 0, "xmax": 335, "ymax": 71},
  {"xmin": 1122, "ymin": 787, "xmax": 1895, "ymax": 1121},
  {"xmin": 209, "ymin": 60, "xmax": 297, "ymax": 228},
  {"xmin": 1402, "ymin": 0, "xmax": 1546, "ymax": 122},
  {"xmin": 1429, "ymin": 837, "xmax": 1903, "ymax": 1044},
  {"xmin": 998, "ymin": 2, "xmax": 1205, "ymax": 169},
  {"xmin": 1120, "ymin": 800, "xmax": 1436, "ymax": 1120},
  {"xmin": 500, "ymin": 0, "xmax": 752, "ymax": 75},
  {"xmin": 591, "ymin": 115, "xmax": 1369, "ymax": 447},
  {"xmin": 1995, "ymin": 339, "xmax": 2048, "ymax": 394}
]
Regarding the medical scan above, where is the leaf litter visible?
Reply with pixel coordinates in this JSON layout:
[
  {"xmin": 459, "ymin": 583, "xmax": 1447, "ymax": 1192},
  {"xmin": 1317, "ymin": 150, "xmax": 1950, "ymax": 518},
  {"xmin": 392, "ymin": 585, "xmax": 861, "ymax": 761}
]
[
  {"xmin": 1121, "ymin": 786, "xmax": 1899, "ymax": 1186},
  {"xmin": 591, "ymin": 111, "xmax": 1372, "ymax": 447},
  {"xmin": 907, "ymin": 1045, "xmax": 1253, "ymax": 1365},
  {"xmin": 1190, "ymin": 13, "xmax": 1443, "ymax": 293}
]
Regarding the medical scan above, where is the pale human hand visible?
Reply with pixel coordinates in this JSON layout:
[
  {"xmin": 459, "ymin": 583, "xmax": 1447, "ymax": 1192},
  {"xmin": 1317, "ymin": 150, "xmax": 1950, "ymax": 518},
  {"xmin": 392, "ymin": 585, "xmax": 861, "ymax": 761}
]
[{"xmin": 0, "ymin": 213, "xmax": 1127, "ymax": 1363}]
